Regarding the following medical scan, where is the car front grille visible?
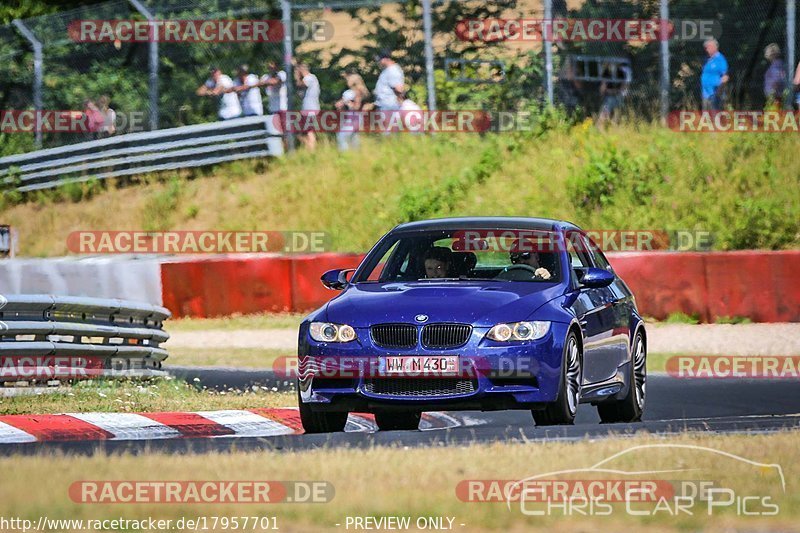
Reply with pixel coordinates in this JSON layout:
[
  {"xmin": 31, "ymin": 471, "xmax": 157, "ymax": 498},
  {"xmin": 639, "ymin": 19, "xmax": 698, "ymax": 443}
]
[
  {"xmin": 421, "ymin": 323, "xmax": 472, "ymax": 349},
  {"xmin": 370, "ymin": 324, "xmax": 417, "ymax": 348},
  {"xmin": 363, "ymin": 377, "xmax": 477, "ymax": 397}
]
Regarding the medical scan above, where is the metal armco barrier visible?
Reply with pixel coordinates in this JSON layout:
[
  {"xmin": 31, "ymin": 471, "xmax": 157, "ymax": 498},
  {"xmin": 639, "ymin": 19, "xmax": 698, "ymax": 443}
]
[
  {"xmin": 0, "ymin": 295, "xmax": 171, "ymax": 382},
  {"xmin": 0, "ymin": 116, "xmax": 284, "ymax": 192}
]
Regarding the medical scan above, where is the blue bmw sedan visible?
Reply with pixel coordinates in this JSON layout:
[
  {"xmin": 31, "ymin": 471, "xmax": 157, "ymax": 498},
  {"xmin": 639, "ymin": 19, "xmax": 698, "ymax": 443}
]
[{"xmin": 297, "ymin": 217, "xmax": 647, "ymax": 432}]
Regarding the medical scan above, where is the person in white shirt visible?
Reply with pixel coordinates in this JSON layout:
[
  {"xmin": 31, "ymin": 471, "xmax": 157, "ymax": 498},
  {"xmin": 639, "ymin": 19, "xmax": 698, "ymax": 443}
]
[
  {"xmin": 196, "ymin": 67, "xmax": 242, "ymax": 121},
  {"xmin": 373, "ymin": 50, "xmax": 405, "ymax": 111},
  {"xmin": 294, "ymin": 63, "xmax": 320, "ymax": 151},
  {"xmin": 259, "ymin": 61, "xmax": 288, "ymax": 114},
  {"xmin": 335, "ymin": 88, "xmax": 359, "ymax": 151},
  {"xmin": 232, "ymin": 64, "xmax": 264, "ymax": 117}
]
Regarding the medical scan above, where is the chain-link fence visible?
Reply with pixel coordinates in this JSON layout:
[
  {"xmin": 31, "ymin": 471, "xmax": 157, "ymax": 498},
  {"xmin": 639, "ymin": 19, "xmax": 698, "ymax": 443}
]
[{"xmin": 0, "ymin": 0, "xmax": 797, "ymax": 155}]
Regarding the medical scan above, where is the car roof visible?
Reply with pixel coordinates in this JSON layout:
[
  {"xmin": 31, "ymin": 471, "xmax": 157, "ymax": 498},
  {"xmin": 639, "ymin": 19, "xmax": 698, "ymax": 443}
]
[{"xmin": 391, "ymin": 216, "xmax": 580, "ymax": 233}]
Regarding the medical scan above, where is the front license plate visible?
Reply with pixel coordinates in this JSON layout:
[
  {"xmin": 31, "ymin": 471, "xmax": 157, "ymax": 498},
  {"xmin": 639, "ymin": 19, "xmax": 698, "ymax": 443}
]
[{"xmin": 379, "ymin": 355, "xmax": 459, "ymax": 376}]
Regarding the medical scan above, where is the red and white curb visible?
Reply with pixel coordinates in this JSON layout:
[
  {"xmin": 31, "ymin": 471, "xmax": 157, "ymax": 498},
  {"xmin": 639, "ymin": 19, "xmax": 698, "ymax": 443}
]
[{"xmin": 0, "ymin": 409, "xmax": 484, "ymax": 444}]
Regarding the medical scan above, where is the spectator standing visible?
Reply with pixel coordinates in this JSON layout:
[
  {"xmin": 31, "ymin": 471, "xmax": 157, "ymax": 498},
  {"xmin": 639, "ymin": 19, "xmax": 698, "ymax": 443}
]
[
  {"xmin": 373, "ymin": 50, "xmax": 405, "ymax": 111},
  {"xmin": 260, "ymin": 61, "xmax": 288, "ymax": 114},
  {"xmin": 763, "ymin": 44, "xmax": 787, "ymax": 109},
  {"xmin": 196, "ymin": 67, "xmax": 242, "ymax": 120},
  {"xmin": 82, "ymin": 98, "xmax": 105, "ymax": 139},
  {"xmin": 343, "ymin": 70, "xmax": 370, "ymax": 109},
  {"xmin": 701, "ymin": 39, "xmax": 729, "ymax": 111},
  {"xmin": 97, "ymin": 95, "xmax": 116, "ymax": 136},
  {"xmin": 335, "ymin": 89, "xmax": 360, "ymax": 151},
  {"xmin": 233, "ymin": 64, "xmax": 264, "ymax": 117},
  {"xmin": 295, "ymin": 63, "xmax": 320, "ymax": 151}
]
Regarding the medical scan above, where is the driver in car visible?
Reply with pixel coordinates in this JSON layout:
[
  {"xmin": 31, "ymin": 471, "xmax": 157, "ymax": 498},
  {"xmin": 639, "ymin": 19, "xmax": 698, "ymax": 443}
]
[
  {"xmin": 510, "ymin": 241, "xmax": 552, "ymax": 280},
  {"xmin": 424, "ymin": 246, "xmax": 453, "ymax": 279}
]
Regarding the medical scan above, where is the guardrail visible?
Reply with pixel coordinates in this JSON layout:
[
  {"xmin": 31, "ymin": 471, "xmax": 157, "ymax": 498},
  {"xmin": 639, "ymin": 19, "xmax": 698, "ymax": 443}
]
[
  {"xmin": 0, "ymin": 115, "xmax": 284, "ymax": 193},
  {"xmin": 0, "ymin": 295, "xmax": 171, "ymax": 383}
]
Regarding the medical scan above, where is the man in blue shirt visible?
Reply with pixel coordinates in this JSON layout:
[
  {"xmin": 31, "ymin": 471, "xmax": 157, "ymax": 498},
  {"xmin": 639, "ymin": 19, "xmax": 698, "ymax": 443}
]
[{"xmin": 701, "ymin": 39, "xmax": 729, "ymax": 111}]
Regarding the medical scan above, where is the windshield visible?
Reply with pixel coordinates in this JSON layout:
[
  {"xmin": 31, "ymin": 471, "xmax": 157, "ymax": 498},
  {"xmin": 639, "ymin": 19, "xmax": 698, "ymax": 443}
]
[{"xmin": 353, "ymin": 229, "xmax": 563, "ymax": 283}]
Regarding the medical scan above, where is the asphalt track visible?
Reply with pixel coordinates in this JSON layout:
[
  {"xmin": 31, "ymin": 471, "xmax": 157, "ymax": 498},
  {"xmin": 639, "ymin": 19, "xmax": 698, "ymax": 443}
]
[{"xmin": 1, "ymin": 370, "xmax": 798, "ymax": 456}]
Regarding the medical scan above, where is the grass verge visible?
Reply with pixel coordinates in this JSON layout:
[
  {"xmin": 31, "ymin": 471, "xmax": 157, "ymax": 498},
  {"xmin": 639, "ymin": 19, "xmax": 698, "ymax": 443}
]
[
  {"xmin": 0, "ymin": 431, "xmax": 796, "ymax": 531},
  {"xmin": 0, "ymin": 378, "xmax": 295, "ymax": 415},
  {"xmin": 167, "ymin": 313, "xmax": 306, "ymax": 332},
  {"xmin": 166, "ymin": 347, "xmax": 288, "ymax": 369}
]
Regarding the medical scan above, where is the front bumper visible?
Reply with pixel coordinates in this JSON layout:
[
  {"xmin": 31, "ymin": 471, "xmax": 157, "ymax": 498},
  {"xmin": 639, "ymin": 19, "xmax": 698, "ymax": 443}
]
[{"xmin": 297, "ymin": 321, "xmax": 570, "ymax": 412}]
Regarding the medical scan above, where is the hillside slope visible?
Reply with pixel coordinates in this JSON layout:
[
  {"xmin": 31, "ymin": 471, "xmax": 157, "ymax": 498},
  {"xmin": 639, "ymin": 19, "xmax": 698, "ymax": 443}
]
[{"xmin": 3, "ymin": 122, "xmax": 798, "ymax": 257}]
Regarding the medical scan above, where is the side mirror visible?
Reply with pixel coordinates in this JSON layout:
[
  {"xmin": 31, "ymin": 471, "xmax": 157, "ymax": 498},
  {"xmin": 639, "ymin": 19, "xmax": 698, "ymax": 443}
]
[
  {"xmin": 321, "ymin": 268, "xmax": 355, "ymax": 290},
  {"xmin": 578, "ymin": 267, "xmax": 615, "ymax": 288}
]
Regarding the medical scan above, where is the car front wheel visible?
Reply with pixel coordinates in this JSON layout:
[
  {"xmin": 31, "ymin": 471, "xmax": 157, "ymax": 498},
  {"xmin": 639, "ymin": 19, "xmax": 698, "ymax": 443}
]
[
  {"xmin": 597, "ymin": 330, "xmax": 646, "ymax": 423},
  {"xmin": 297, "ymin": 384, "xmax": 348, "ymax": 433},
  {"xmin": 533, "ymin": 331, "xmax": 582, "ymax": 426}
]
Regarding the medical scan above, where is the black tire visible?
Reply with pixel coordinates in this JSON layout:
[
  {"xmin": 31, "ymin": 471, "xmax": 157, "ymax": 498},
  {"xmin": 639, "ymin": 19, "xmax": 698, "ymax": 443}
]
[
  {"xmin": 533, "ymin": 331, "xmax": 582, "ymax": 426},
  {"xmin": 597, "ymin": 330, "xmax": 646, "ymax": 423},
  {"xmin": 374, "ymin": 412, "xmax": 421, "ymax": 431},
  {"xmin": 298, "ymin": 383, "xmax": 348, "ymax": 433}
]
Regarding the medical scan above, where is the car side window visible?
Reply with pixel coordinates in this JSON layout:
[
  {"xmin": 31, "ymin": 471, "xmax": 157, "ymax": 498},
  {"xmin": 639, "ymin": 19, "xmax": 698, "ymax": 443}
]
[
  {"xmin": 367, "ymin": 242, "xmax": 400, "ymax": 281},
  {"xmin": 566, "ymin": 233, "xmax": 592, "ymax": 269},
  {"xmin": 586, "ymin": 235, "xmax": 614, "ymax": 272}
]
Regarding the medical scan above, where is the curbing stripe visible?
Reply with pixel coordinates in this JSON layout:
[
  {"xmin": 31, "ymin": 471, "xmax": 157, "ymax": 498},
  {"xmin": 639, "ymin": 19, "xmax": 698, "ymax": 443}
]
[
  {"xmin": 138, "ymin": 412, "xmax": 236, "ymax": 438},
  {"xmin": 0, "ymin": 414, "xmax": 114, "ymax": 441},
  {"xmin": 0, "ymin": 409, "xmax": 474, "ymax": 444},
  {"xmin": 69, "ymin": 412, "xmax": 182, "ymax": 440},
  {"xmin": 195, "ymin": 410, "xmax": 297, "ymax": 438},
  {"xmin": 0, "ymin": 420, "xmax": 38, "ymax": 443}
]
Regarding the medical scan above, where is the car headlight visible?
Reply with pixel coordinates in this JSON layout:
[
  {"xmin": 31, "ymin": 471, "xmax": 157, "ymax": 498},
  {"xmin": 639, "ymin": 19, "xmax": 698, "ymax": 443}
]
[
  {"xmin": 487, "ymin": 321, "xmax": 550, "ymax": 342},
  {"xmin": 309, "ymin": 322, "xmax": 357, "ymax": 343}
]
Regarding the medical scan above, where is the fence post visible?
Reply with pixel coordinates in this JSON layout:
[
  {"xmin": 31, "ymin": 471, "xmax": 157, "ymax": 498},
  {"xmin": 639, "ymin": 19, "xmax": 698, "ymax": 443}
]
[
  {"xmin": 660, "ymin": 0, "xmax": 670, "ymax": 120},
  {"xmin": 128, "ymin": 0, "xmax": 159, "ymax": 131},
  {"xmin": 12, "ymin": 19, "xmax": 43, "ymax": 148},
  {"xmin": 543, "ymin": 0, "xmax": 553, "ymax": 105},
  {"xmin": 282, "ymin": 0, "xmax": 296, "ymax": 151},
  {"xmin": 788, "ymin": 0, "xmax": 796, "ymax": 110},
  {"xmin": 422, "ymin": 0, "xmax": 437, "ymax": 111}
]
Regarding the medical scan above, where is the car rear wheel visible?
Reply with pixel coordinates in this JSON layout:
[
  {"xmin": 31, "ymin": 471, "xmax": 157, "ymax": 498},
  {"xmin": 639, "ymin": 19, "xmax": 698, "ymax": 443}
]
[
  {"xmin": 374, "ymin": 412, "xmax": 421, "ymax": 431},
  {"xmin": 297, "ymin": 384, "xmax": 348, "ymax": 433},
  {"xmin": 533, "ymin": 331, "xmax": 582, "ymax": 426},
  {"xmin": 597, "ymin": 330, "xmax": 646, "ymax": 423}
]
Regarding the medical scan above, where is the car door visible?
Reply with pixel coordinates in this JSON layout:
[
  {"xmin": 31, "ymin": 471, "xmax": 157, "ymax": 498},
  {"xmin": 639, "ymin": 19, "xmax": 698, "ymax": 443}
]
[
  {"xmin": 584, "ymin": 234, "xmax": 631, "ymax": 379},
  {"xmin": 565, "ymin": 232, "xmax": 619, "ymax": 385}
]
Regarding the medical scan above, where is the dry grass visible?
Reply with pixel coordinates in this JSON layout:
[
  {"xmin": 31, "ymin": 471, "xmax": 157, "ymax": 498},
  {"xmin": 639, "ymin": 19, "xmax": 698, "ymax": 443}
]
[
  {"xmin": 167, "ymin": 313, "xmax": 306, "ymax": 333},
  {"xmin": 166, "ymin": 347, "xmax": 288, "ymax": 369},
  {"xmin": 0, "ymin": 431, "xmax": 796, "ymax": 531}
]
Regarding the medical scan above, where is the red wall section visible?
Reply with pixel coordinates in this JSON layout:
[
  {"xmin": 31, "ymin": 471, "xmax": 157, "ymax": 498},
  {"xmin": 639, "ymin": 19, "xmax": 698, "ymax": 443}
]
[
  {"xmin": 608, "ymin": 250, "xmax": 800, "ymax": 323},
  {"xmin": 608, "ymin": 252, "xmax": 710, "ymax": 322},
  {"xmin": 161, "ymin": 255, "xmax": 293, "ymax": 318},
  {"xmin": 703, "ymin": 251, "xmax": 800, "ymax": 323},
  {"xmin": 160, "ymin": 251, "xmax": 800, "ymax": 322}
]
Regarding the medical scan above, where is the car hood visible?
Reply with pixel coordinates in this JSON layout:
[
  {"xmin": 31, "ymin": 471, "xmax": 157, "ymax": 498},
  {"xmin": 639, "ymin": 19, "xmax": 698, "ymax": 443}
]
[{"xmin": 324, "ymin": 281, "xmax": 566, "ymax": 327}]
